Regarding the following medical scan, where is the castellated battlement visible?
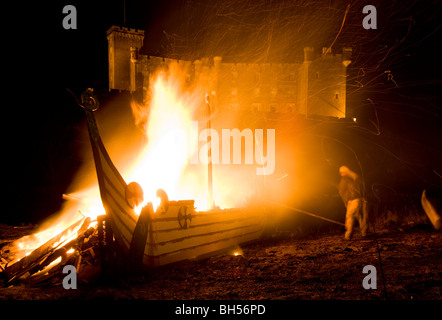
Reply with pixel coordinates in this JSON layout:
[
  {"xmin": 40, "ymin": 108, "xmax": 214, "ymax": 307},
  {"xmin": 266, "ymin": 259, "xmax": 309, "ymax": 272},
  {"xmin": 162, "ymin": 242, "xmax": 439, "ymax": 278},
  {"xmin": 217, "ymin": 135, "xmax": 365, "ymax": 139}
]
[
  {"xmin": 107, "ymin": 26, "xmax": 145, "ymax": 91},
  {"xmin": 107, "ymin": 25, "xmax": 145, "ymax": 37},
  {"xmin": 107, "ymin": 25, "xmax": 351, "ymax": 119}
]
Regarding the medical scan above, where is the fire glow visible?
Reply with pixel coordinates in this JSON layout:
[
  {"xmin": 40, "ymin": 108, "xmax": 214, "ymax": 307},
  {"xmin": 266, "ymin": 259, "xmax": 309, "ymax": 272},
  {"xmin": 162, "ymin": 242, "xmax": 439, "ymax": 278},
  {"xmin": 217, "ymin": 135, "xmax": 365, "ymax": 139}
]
[
  {"xmin": 189, "ymin": 121, "xmax": 276, "ymax": 176},
  {"xmin": 6, "ymin": 61, "xmax": 265, "ymax": 263},
  {"xmin": 127, "ymin": 67, "xmax": 196, "ymax": 212}
]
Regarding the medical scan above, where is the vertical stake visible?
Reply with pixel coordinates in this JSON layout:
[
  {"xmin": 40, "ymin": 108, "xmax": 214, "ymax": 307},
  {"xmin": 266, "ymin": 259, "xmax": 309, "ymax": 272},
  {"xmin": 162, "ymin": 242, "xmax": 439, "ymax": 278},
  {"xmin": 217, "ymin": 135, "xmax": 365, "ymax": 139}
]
[{"xmin": 206, "ymin": 93, "xmax": 214, "ymax": 209}]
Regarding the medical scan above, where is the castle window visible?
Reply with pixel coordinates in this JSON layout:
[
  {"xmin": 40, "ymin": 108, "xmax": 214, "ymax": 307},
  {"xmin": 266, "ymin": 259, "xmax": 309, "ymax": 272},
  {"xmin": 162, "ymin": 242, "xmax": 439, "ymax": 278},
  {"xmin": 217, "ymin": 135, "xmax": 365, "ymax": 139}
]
[
  {"xmin": 315, "ymin": 72, "xmax": 319, "ymax": 79},
  {"xmin": 286, "ymin": 103, "xmax": 295, "ymax": 113},
  {"xmin": 252, "ymin": 103, "xmax": 262, "ymax": 112},
  {"xmin": 335, "ymin": 93, "xmax": 339, "ymax": 99}
]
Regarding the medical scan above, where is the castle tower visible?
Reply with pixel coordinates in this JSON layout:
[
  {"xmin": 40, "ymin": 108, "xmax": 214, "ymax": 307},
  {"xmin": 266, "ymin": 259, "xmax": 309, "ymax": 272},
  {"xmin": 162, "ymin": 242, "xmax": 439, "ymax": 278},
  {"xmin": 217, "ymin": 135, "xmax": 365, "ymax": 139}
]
[
  {"xmin": 107, "ymin": 26, "xmax": 144, "ymax": 91},
  {"xmin": 306, "ymin": 47, "xmax": 351, "ymax": 118}
]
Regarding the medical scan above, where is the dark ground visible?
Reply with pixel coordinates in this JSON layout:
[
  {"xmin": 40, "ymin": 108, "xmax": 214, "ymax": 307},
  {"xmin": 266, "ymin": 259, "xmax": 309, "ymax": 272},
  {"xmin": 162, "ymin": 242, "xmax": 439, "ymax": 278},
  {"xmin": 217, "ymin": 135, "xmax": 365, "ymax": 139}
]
[{"xmin": 0, "ymin": 223, "xmax": 440, "ymax": 301}]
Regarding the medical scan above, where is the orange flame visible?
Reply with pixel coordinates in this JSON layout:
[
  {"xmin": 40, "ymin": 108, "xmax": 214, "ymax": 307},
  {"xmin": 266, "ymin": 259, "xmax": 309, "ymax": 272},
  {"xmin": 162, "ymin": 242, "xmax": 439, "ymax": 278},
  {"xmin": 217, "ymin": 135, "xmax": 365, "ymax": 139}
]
[
  {"xmin": 5, "ymin": 61, "xmax": 257, "ymax": 263},
  {"xmin": 127, "ymin": 64, "xmax": 204, "ymax": 211}
]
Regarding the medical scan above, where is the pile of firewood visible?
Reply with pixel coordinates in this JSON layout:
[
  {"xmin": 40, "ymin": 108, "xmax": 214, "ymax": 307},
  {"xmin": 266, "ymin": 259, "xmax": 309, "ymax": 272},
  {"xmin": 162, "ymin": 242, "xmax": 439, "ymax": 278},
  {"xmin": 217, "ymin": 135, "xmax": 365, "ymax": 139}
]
[{"xmin": 0, "ymin": 216, "xmax": 110, "ymax": 287}]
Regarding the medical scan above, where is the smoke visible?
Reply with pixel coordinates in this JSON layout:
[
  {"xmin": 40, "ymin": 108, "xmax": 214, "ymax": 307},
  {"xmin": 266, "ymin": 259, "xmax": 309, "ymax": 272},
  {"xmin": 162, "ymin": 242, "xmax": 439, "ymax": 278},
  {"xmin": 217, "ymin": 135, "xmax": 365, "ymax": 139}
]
[{"xmin": 144, "ymin": 0, "xmax": 349, "ymax": 62}]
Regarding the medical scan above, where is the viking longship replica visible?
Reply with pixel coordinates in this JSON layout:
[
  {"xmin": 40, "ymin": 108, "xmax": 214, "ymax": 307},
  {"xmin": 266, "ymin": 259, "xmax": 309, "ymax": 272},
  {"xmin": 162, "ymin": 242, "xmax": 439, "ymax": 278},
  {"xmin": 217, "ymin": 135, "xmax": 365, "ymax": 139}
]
[{"xmin": 80, "ymin": 90, "xmax": 267, "ymax": 268}]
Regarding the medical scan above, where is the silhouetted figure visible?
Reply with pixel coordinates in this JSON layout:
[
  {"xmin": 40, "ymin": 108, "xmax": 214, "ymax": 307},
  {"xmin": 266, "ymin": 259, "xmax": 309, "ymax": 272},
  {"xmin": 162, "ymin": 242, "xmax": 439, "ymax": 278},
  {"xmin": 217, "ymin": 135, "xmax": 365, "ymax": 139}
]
[{"xmin": 338, "ymin": 166, "xmax": 368, "ymax": 240}]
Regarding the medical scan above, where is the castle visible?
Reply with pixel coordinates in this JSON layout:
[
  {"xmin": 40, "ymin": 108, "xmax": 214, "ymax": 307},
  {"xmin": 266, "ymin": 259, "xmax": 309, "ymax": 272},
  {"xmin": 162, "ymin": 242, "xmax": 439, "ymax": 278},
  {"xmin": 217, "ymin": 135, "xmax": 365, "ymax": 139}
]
[{"xmin": 107, "ymin": 25, "xmax": 352, "ymax": 119}]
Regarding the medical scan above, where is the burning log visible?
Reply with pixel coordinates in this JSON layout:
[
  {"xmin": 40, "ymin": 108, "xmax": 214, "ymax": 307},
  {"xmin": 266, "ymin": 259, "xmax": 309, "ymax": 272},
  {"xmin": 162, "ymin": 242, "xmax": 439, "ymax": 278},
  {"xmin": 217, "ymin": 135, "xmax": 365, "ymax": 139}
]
[
  {"xmin": 0, "ymin": 258, "xmax": 7, "ymax": 272},
  {"xmin": 4, "ymin": 217, "xmax": 88, "ymax": 282},
  {"xmin": 1, "ymin": 84, "xmax": 271, "ymax": 288},
  {"xmin": 0, "ymin": 216, "xmax": 106, "ymax": 287}
]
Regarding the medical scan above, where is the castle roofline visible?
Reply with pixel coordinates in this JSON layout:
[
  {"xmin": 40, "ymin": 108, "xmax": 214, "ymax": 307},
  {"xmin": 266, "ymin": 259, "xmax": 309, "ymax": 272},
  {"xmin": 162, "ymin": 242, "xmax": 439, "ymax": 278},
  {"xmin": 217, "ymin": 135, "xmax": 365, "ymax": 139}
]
[{"xmin": 107, "ymin": 25, "xmax": 145, "ymax": 37}]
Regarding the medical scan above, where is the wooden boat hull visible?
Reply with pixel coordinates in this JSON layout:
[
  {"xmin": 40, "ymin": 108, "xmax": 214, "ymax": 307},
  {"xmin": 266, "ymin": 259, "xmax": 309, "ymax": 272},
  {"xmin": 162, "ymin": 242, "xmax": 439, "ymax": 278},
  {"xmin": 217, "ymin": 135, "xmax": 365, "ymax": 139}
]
[
  {"xmin": 79, "ymin": 90, "xmax": 266, "ymax": 268},
  {"xmin": 144, "ymin": 206, "xmax": 265, "ymax": 267}
]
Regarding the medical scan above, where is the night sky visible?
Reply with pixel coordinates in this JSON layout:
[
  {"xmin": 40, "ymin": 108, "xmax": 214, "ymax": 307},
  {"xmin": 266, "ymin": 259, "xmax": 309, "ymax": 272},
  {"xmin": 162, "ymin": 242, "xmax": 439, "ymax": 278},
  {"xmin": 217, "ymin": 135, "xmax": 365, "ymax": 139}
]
[{"xmin": 3, "ymin": 0, "xmax": 442, "ymax": 224}]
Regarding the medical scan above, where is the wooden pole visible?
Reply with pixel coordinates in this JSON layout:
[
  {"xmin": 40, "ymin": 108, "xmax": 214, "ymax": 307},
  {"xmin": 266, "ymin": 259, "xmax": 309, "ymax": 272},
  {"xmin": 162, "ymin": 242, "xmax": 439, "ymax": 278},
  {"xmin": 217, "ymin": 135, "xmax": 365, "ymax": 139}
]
[{"xmin": 206, "ymin": 93, "xmax": 214, "ymax": 209}]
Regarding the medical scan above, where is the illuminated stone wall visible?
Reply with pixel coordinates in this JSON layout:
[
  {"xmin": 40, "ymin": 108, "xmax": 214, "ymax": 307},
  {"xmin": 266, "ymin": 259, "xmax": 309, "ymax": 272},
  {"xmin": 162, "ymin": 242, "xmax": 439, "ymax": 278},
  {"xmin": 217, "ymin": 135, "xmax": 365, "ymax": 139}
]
[
  {"xmin": 107, "ymin": 26, "xmax": 145, "ymax": 91},
  {"xmin": 107, "ymin": 25, "xmax": 351, "ymax": 118}
]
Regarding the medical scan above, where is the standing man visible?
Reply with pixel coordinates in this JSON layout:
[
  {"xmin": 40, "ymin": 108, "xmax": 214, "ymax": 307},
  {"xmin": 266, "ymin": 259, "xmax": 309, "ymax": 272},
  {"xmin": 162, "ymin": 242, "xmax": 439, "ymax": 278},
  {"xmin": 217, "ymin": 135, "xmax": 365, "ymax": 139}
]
[{"xmin": 338, "ymin": 166, "xmax": 368, "ymax": 240}]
